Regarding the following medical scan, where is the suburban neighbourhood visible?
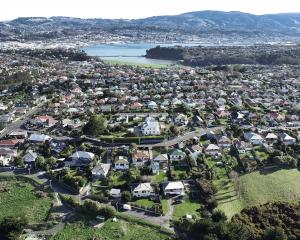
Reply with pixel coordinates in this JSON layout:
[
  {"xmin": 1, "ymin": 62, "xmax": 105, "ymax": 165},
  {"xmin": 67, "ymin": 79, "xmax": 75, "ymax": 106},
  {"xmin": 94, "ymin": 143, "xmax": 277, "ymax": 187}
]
[{"xmin": 0, "ymin": 45, "xmax": 299, "ymax": 240}]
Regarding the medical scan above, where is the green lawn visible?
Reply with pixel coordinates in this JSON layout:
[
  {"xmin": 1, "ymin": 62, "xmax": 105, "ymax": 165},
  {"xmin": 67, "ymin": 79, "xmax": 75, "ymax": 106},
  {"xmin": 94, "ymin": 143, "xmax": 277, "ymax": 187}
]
[
  {"xmin": 153, "ymin": 171, "xmax": 167, "ymax": 183},
  {"xmin": 0, "ymin": 176, "xmax": 53, "ymax": 223},
  {"xmin": 51, "ymin": 220, "xmax": 171, "ymax": 240},
  {"xmin": 161, "ymin": 199, "xmax": 169, "ymax": 215},
  {"xmin": 216, "ymin": 168, "xmax": 300, "ymax": 219},
  {"xmin": 103, "ymin": 59, "xmax": 170, "ymax": 68},
  {"xmin": 171, "ymin": 167, "xmax": 188, "ymax": 180},
  {"xmin": 173, "ymin": 197, "xmax": 201, "ymax": 219},
  {"xmin": 110, "ymin": 172, "xmax": 127, "ymax": 187},
  {"xmin": 131, "ymin": 199, "xmax": 156, "ymax": 208}
]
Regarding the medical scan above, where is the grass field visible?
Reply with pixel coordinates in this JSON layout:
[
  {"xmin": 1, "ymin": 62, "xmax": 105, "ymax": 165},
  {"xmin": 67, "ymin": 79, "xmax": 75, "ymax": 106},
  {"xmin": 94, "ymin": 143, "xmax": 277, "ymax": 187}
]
[
  {"xmin": 215, "ymin": 168, "xmax": 300, "ymax": 218},
  {"xmin": 131, "ymin": 198, "xmax": 156, "ymax": 208},
  {"xmin": 51, "ymin": 219, "xmax": 171, "ymax": 240},
  {"xmin": 0, "ymin": 176, "xmax": 52, "ymax": 223},
  {"xmin": 103, "ymin": 59, "xmax": 170, "ymax": 68},
  {"xmin": 153, "ymin": 171, "xmax": 167, "ymax": 183},
  {"xmin": 173, "ymin": 197, "xmax": 202, "ymax": 219},
  {"xmin": 110, "ymin": 172, "xmax": 127, "ymax": 187}
]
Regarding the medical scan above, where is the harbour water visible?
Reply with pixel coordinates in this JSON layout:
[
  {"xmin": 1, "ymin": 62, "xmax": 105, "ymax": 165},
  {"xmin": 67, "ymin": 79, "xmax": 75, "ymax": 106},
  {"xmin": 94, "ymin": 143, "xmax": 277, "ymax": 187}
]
[{"xmin": 82, "ymin": 42, "xmax": 197, "ymax": 65}]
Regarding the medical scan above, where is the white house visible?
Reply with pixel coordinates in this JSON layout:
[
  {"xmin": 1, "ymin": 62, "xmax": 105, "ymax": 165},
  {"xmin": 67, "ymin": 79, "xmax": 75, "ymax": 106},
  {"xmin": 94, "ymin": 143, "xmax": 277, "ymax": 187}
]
[
  {"xmin": 244, "ymin": 132, "xmax": 263, "ymax": 145},
  {"xmin": 28, "ymin": 134, "xmax": 51, "ymax": 143},
  {"xmin": 188, "ymin": 145, "xmax": 202, "ymax": 159},
  {"xmin": 153, "ymin": 154, "xmax": 169, "ymax": 169},
  {"xmin": 114, "ymin": 156, "xmax": 129, "ymax": 170},
  {"xmin": 132, "ymin": 150, "xmax": 151, "ymax": 167},
  {"xmin": 141, "ymin": 117, "xmax": 161, "ymax": 136},
  {"xmin": 148, "ymin": 101, "xmax": 158, "ymax": 110},
  {"xmin": 23, "ymin": 150, "xmax": 38, "ymax": 163},
  {"xmin": 174, "ymin": 114, "xmax": 189, "ymax": 126},
  {"xmin": 70, "ymin": 151, "xmax": 95, "ymax": 166},
  {"xmin": 169, "ymin": 149, "xmax": 186, "ymax": 164},
  {"xmin": 279, "ymin": 133, "xmax": 296, "ymax": 145},
  {"xmin": 0, "ymin": 148, "xmax": 17, "ymax": 166},
  {"xmin": 265, "ymin": 133, "xmax": 278, "ymax": 144},
  {"xmin": 132, "ymin": 183, "xmax": 154, "ymax": 198},
  {"xmin": 71, "ymin": 151, "xmax": 94, "ymax": 161},
  {"xmin": 163, "ymin": 181, "xmax": 185, "ymax": 196},
  {"xmin": 205, "ymin": 144, "xmax": 220, "ymax": 156},
  {"xmin": 91, "ymin": 164, "xmax": 111, "ymax": 179},
  {"xmin": 217, "ymin": 136, "xmax": 231, "ymax": 148}
]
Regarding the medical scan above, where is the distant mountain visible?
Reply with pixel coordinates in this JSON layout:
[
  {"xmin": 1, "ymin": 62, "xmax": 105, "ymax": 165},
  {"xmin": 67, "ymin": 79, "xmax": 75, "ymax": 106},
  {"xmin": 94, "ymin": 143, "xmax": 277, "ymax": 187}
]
[
  {"xmin": 2, "ymin": 11, "xmax": 300, "ymax": 41},
  {"xmin": 137, "ymin": 11, "xmax": 300, "ymax": 35}
]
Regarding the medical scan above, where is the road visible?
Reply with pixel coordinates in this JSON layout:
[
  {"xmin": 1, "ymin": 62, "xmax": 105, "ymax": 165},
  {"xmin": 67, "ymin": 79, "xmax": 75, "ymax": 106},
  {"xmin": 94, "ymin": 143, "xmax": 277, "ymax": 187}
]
[
  {"xmin": 141, "ymin": 126, "xmax": 224, "ymax": 148},
  {"xmin": 0, "ymin": 102, "xmax": 45, "ymax": 138}
]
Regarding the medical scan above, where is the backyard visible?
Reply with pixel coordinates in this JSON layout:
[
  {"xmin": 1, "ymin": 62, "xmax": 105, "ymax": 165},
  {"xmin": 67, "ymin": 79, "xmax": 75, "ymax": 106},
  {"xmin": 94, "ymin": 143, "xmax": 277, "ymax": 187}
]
[{"xmin": 172, "ymin": 197, "xmax": 202, "ymax": 220}]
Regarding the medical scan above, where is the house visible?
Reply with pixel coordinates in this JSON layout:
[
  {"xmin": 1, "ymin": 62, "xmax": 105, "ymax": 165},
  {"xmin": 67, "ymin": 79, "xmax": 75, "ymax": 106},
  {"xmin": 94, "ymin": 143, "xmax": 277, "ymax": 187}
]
[
  {"xmin": 279, "ymin": 133, "xmax": 296, "ymax": 145},
  {"xmin": 0, "ymin": 139, "xmax": 23, "ymax": 148},
  {"xmin": 141, "ymin": 117, "xmax": 161, "ymax": 136},
  {"xmin": 50, "ymin": 140, "xmax": 67, "ymax": 154},
  {"xmin": 151, "ymin": 161, "xmax": 160, "ymax": 175},
  {"xmin": 109, "ymin": 188, "xmax": 121, "ymax": 198},
  {"xmin": 265, "ymin": 133, "xmax": 278, "ymax": 144},
  {"xmin": 132, "ymin": 183, "xmax": 154, "ymax": 198},
  {"xmin": 132, "ymin": 150, "xmax": 152, "ymax": 167},
  {"xmin": 114, "ymin": 156, "xmax": 129, "ymax": 170},
  {"xmin": 235, "ymin": 141, "xmax": 252, "ymax": 153},
  {"xmin": 23, "ymin": 150, "xmax": 38, "ymax": 163},
  {"xmin": 92, "ymin": 164, "xmax": 111, "ymax": 179},
  {"xmin": 148, "ymin": 101, "xmax": 158, "ymax": 110},
  {"xmin": 174, "ymin": 114, "xmax": 189, "ymax": 126},
  {"xmin": 162, "ymin": 181, "xmax": 185, "ymax": 196},
  {"xmin": 28, "ymin": 134, "xmax": 51, "ymax": 143},
  {"xmin": 169, "ymin": 149, "xmax": 186, "ymax": 164},
  {"xmin": 0, "ymin": 114, "xmax": 14, "ymax": 124},
  {"xmin": 244, "ymin": 132, "xmax": 263, "ymax": 145},
  {"xmin": 217, "ymin": 136, "xmax": 231, "ymax": 148},
  {"xmin": 70, "ymin": 151, "xmax": 95, "ymax": 166},
  {"xmin": 188, "ymin": 145, "xmax": 202, "ymax": 159},
  {"xmin": 153, "ymin": 154, "xmax": 169, "ymax": 169},
  {"xmin": 193, "ymin": 115, "xmax": 204, "ymax": 126},
  {"xmin": 100, "ymin": 105, "xmax": 112, "ymax": 113},
  {"xmin": 34, "ymin": 115, "xmax": 56, "ymax": 128},
  {"xmin": 131, "ymin": 102, "xmax": 143, "ymax": 110},
  {"xmin": 0, "ymin": 148, "xmax": 17, "ymax": 166},
  {"xmin": 205, "ymin": 144, "xmax": 220, "ymax": 156},
  {"xmin": 9, "ymin": 130, "xmax": 28, "ymax": 139}
]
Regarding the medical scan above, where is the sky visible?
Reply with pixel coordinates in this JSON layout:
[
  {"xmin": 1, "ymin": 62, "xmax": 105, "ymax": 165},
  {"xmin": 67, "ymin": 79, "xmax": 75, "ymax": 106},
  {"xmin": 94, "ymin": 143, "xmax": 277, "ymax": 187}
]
[{"xmin": 1, "ymin": 0, "xmax": 300, "ymax": 21}]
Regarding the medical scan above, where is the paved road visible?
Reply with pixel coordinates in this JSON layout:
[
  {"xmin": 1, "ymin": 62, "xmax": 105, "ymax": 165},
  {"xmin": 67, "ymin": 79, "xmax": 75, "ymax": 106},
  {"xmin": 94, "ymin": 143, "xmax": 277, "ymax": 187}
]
[
  {"xmin": 0, "ymin": 103, "xmax": 45, "ymax": 138},
  {"xmin": 141, "ymin": 126, "xmax": 224, "ymax": 148}
]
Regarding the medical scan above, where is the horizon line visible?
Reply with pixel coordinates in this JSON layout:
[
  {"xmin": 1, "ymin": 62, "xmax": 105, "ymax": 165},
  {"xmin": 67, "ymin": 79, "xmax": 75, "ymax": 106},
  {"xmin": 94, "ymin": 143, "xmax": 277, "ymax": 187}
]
[{"xmin": 2, "ymin": 10, "xmax": 300, "ymax": 22}]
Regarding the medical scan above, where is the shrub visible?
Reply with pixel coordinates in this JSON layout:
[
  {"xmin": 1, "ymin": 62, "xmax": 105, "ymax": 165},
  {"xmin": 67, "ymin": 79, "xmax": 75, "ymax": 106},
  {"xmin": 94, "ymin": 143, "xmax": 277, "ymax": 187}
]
[{"xmin": 121, "ymin": 191, "xmax": 132, "ymax": 203}]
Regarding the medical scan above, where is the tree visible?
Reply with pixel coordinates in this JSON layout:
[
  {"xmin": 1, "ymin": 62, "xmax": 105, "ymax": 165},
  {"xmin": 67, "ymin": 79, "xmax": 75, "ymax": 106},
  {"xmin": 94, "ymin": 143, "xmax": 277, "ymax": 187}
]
[
  {"xmin": 121, "ymin": 191, "xmax": 131, "ymax": 203},
  {"xmin": 83, "ymin": 114, "xmax": 107, "ymax": 136},
  {"xmin": 0, "ymin": 215, "xmax": 28, "ymax": 240},
  {"xmin": 12, "ymin": 156, "xmax": 24, "ymax": 167},
  {"xmin": 169, "ymin": 125, "xmax": 180, "ymax": 136},
  {"xmin": 98, "ymin": 205, "xmax": 116, "ymax": 219},
  {"xmin": 262, "ymin": 227, "xmax": 287, "ymax": 240},
  {"xmin": 36, "ymin": 156, "xmax": 46, "ymax": 169},
  {"xmin": 212, "ymin": 210, "xmax": 227, "ymax": 222},
  {"xmin": 47, "ymin": 156, "xmax": 58, "ymax": 168}
]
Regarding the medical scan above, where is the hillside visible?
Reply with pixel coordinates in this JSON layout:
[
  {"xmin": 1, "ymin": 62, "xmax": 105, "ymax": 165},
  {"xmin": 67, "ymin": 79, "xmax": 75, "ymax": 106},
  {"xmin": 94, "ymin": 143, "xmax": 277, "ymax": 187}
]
[
  {"xmin": 145, "ymin": 44, "xmax": 300, "ymax": 66},
  {"xmin": 2, "ymin": 11, "xmax": 300, "ymax": 41}
]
